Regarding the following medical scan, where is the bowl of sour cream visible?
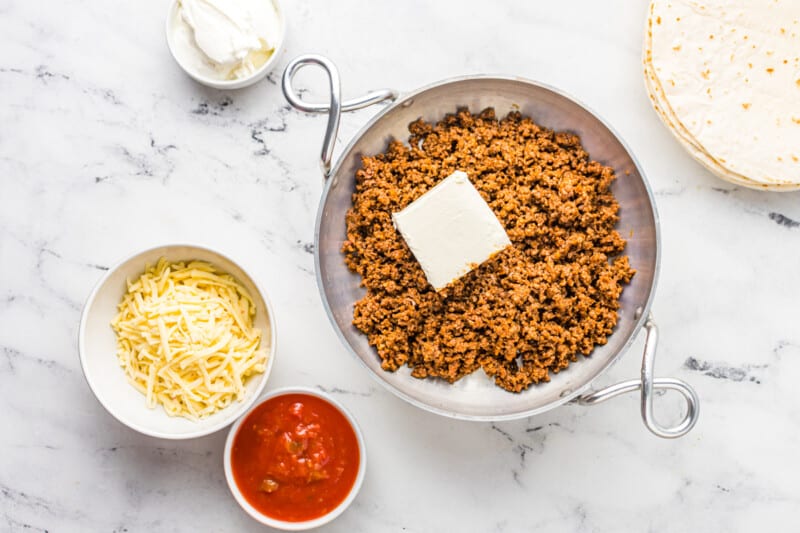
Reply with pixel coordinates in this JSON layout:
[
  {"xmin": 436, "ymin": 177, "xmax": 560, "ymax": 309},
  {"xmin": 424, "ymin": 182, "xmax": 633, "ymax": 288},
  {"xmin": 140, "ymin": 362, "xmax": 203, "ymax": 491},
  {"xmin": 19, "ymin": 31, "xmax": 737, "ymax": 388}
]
[{"xmin": 166, "ymin": 0, "xmax": 285, "ymax": 89}]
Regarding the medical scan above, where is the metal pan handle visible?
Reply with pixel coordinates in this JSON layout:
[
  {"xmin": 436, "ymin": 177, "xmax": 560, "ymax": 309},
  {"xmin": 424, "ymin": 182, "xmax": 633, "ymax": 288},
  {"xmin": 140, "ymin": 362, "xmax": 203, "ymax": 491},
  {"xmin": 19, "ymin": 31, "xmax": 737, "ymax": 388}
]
[
  {"xmin": 283, "ymin": 56, "xmax": 699, "ymax": 438},
  {"xmin": 282, "ymin": 54, "xmax": 399, "ymax": 178},
  {"xmin": 575, "ymin": 315, "xmax": 699, "ymax": 438}
]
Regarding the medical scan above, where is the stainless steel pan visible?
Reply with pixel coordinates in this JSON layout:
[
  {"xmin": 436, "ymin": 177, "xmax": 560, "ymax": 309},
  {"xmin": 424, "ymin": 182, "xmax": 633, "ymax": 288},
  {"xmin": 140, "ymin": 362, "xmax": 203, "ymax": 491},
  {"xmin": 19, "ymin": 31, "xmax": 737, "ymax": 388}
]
[{"xmin": 282, "ymin": 54, "xmax": 699, "ymax": 438}]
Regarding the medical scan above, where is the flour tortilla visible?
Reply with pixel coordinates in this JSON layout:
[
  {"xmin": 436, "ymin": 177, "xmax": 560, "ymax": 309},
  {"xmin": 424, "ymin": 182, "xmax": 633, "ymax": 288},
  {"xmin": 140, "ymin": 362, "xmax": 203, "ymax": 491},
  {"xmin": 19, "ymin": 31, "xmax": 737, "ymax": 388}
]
[
  {"xmin": 646, "ymin": 0, "xmax": 800, "ymax": 185},
  {"xmin": 644, "ymin": 53, "xmax": 798, "ymax": 190},
  {"xmin": 644, "ymin": 54, "xmax": 800, "ymax": 190}
]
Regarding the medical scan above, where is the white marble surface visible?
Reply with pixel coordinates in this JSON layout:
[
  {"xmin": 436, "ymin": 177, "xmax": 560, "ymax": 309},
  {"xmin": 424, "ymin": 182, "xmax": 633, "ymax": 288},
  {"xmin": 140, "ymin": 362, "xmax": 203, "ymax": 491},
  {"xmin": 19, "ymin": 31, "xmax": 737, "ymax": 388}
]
[{"xmin": 2, "ymin": 0, "xmax": 800, "ymax": 531}]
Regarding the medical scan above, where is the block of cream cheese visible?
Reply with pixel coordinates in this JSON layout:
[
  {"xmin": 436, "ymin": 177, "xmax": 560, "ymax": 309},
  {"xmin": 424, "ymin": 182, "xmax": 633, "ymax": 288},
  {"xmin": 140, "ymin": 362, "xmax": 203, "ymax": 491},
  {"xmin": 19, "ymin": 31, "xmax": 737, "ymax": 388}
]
[{"xmin": 392, "ymin": 171, "xmax": 512, "ymax": 290}]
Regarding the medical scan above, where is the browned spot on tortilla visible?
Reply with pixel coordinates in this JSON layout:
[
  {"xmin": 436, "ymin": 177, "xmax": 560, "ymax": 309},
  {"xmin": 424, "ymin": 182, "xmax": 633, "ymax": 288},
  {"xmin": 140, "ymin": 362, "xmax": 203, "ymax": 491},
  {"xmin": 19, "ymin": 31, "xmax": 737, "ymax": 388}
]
[
  {"xmin": 673, "ymin": 44, "xmax": 682, "ymax": 51},
  {"xmin": 796, "ymin": 79, "xmax": 800, "ymax": 87},
  {"xmin": 748, "ymin": 63, "xmax": 753, "ymax": 69},
  {"xmin": 657, "ymin": 16, "xmax": 661, "ymax": 24},
  {"xmin": 793, "ymin": 117, "xmax": 800, "ymax": 124},
  {"xmin": 701, "ymin": 69, "xmax": 711, "ymax": 80},
  {"xmin": 792, "ymin": 155, "xmax": 799, "ymax": 162},
  {"xmin": 767, "ymin": 68, "xmax": 775, "ymax": 74},
  {"xmin": 742, "ymin": 103, "xmax": 751, "ymax": 110}
]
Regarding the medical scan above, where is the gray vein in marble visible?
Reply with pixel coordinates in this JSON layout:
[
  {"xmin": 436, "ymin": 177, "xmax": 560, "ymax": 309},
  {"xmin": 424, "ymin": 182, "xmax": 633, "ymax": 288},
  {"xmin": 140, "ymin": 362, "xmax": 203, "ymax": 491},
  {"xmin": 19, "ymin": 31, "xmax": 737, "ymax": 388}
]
[
  {"xmin": 3, "ymin": 516, "xmax": 48, "ymax": 533},
  {"xmin": 39, "ymin": 247, "xmax": 107, "ymax": 272},
  {"xmin": 249, "ymin": 104, "xmax": 292, "ymax": 156},
  {"xmin": 488, "ymin": 420, "xmax": 571, "ymax": 486},
  {"xmin": 296, "ymin": 264, "xmax": 315, "ymax": 277},
  {"xmin": 772, "ymin": 339, "xmax": 798, "ymax": 356},
  {"xmin": 0, "ymin": 237, "xmax": 100, "ymax": 321},
  {"xmin": 702, "ymin": 187, "xmax": 800, "ymax": 231},
  {"xmin": 94, "ymin": 445, "xmax": 215, "ymax": 470},
  {"xmin": 191, "ymin": 95, "xmax": 233, "ymax": 116},
  {"xmin": 0, "ymin": 64, "xmax": 69, "ymax": 84},
  {"xmin": 296, "ymin": 240, "xmax": 315, "ymax": 255},
  {"xmin": 711, "ymin": 186, "xmax": 734, "ymax": 195},
  {"xmin": 525, "ymin": 421, "xmax": 561, "ymax": 433},
  {"xmin": 768, "ymin": 212, "xmax": 799, "ymax": 229},
  {"xmin": 264, "ymin": 71, "xmax": 279, "ymax": 85},
  {"xmin": 32, "ymin": 250, "xmax": 80, "ymax": 312},
  {"xmin": 1, "ymin": 345, "xmax": 72, "ymax": 374},
  {"xmin": 1, "ymin": 483, "xmax": 57, "ymax": 515},
  {"xmin": 85, "ymin": 87, "xmax": 123, "ymax": 106},
  {"xmin": 316, "ymin": 385, "xmax": 375, "ymax": 397},
  {"xmin": 490, "ymin": 423, "xmax": 514, "ymax": 443},
  {"xmin": 0, "ymin": 293, "xmax": 45, "ymax": 316},
  {"xmin": 652, "ymin": 184, "xmax": 687, "ymax": 197},
  {"xmin": 116, "ymin": 137, "xmax": 178, "ymax": 185},
  {"xmin": 34, "ymin": 65, "xmax": 70, "ymax": 84},
  {"xmin": 683, "ymin": 356, "xmax": 764, "ymax": 384},
  {"xmin": 1, "ymin": 481, "xmax": 84, "ymax": 524},
  {"xmin": 511, "ymin": 442, "xmax": 535, "ymax": 486}
]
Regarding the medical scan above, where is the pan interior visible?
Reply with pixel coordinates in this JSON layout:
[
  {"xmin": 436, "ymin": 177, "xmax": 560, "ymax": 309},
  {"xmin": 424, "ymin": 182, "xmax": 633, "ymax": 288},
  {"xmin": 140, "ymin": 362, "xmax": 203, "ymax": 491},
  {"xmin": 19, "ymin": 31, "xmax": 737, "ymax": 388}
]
[{"xmin": 315, "ymin": 77, "xmax": 658, "ymax": 420}]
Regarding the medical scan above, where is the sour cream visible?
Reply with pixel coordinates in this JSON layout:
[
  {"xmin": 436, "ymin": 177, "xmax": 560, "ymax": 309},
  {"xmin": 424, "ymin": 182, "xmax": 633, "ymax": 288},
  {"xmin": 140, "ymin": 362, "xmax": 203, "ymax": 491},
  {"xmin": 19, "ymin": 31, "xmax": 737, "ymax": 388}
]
[{"xmin": 170, "ymin": 0, "xmax": 282, "ymax": 81}]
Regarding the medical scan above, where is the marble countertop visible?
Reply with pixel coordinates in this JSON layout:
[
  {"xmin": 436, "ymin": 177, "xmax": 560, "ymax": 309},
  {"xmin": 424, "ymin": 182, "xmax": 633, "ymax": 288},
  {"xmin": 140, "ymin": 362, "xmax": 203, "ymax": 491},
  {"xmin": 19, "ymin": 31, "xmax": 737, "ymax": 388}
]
[{"xmin": 3, "ymin": 0, "xmax": 800, "ymax": 531}]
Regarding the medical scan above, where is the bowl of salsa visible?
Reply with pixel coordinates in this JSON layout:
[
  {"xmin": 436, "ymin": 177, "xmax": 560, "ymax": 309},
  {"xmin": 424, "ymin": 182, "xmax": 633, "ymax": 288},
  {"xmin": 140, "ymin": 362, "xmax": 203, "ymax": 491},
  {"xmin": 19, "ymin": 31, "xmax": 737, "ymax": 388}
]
[{"xmin": 224, "ymin": 387, "xmax": 366, "ymax": 529}]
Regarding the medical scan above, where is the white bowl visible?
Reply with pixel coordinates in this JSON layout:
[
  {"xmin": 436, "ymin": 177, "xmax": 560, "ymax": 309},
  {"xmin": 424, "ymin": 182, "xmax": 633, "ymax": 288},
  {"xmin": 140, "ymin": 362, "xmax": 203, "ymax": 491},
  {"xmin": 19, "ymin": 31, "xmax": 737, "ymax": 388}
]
[
  {"xmin": 78, "ymin": 244, "xmax": 277, "ymax": 439},
  {"xmin": 224, "ymin": 387, "xmax": 366, "ymax": 530},
  {"xmin": 165, "ymin": 0, "xmax": 286, "ymax": 90}
]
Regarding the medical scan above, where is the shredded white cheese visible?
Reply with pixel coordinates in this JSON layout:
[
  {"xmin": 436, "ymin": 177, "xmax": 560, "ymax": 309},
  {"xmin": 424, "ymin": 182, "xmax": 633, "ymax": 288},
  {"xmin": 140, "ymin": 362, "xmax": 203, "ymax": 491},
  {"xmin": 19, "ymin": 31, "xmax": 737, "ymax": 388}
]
[{"xmin": 111, "ymin": 258, "xmax": 266, "ymax": 420}]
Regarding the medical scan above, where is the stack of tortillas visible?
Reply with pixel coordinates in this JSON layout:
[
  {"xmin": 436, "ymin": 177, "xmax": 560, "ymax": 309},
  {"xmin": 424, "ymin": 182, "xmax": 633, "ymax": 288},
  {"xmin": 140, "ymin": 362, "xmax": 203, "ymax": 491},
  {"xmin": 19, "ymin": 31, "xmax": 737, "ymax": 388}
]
[{"xmin": 644, "ymin": 0, "xmax": 800, "ymax": 190}]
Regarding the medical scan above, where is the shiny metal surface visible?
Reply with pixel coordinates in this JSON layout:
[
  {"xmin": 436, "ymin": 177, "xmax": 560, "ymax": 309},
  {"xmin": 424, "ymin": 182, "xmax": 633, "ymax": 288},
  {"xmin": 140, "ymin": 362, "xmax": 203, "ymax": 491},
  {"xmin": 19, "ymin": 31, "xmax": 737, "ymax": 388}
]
[
  {"xmin": 281, "ymin": 55, "xmax": 398, "ymax": 177},
  {"xmin": 575, "ymin": 316, "xmax": 699, "ymax": 438},
  {"xmin": 284, "ymin": 54, "xmax": 699, "ymax": 435}
]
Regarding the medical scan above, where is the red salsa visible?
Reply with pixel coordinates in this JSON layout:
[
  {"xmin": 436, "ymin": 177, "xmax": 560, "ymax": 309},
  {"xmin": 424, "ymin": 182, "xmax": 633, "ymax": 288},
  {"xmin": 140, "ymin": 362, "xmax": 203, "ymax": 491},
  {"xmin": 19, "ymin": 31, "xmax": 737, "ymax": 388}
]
[{"xmin": 231, "ymin": 393, "xmax": 360, "ymax": 522}]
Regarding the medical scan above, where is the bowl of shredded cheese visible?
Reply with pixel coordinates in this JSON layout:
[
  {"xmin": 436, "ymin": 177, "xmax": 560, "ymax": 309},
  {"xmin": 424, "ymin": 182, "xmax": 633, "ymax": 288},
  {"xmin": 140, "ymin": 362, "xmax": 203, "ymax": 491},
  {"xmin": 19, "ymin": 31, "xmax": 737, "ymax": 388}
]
[{"xmin": 79, "ymin": 244, "xmax": 276, "ymax": 439}]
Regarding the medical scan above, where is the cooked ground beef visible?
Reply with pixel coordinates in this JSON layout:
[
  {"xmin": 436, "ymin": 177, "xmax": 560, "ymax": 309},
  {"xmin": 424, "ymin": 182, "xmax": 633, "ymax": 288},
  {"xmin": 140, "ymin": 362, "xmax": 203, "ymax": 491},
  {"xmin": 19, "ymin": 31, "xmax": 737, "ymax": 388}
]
[{"xmin": 342, "ymin": 108, "xmax": 634, "ymax": 392}]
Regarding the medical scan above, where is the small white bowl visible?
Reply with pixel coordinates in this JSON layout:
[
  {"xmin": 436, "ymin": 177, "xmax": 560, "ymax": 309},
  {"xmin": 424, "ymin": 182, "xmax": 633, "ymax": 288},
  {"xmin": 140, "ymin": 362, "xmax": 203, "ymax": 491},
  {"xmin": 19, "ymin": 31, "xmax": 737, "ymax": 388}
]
[
  {"xmin": 165, "ymin": 0, "xmax": 286, "ymax": 90},
  {"xmin": 224, "ymin": 387, "xmax": 366, "ymax": 530},
  {"xmin": 78, "ymin": 244, "xmax": 277, "ymax": 439}
]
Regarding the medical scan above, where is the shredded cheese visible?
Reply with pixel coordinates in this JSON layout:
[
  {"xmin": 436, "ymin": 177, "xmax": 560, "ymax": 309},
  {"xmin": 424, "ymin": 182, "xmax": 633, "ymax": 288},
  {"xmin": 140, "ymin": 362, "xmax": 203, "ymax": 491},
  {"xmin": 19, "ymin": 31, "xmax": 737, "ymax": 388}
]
[{"xmin": 111, "ymin": 258, "xmax": 266, "ymax": 420}]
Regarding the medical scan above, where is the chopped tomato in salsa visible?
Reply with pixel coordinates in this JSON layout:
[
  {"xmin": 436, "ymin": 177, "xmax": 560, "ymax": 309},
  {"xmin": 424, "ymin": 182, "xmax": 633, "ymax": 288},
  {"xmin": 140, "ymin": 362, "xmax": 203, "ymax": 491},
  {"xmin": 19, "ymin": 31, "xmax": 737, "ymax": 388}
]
[{"xmin": 231, "ymin": 393, "xmax": 360, "ymax": 522}]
